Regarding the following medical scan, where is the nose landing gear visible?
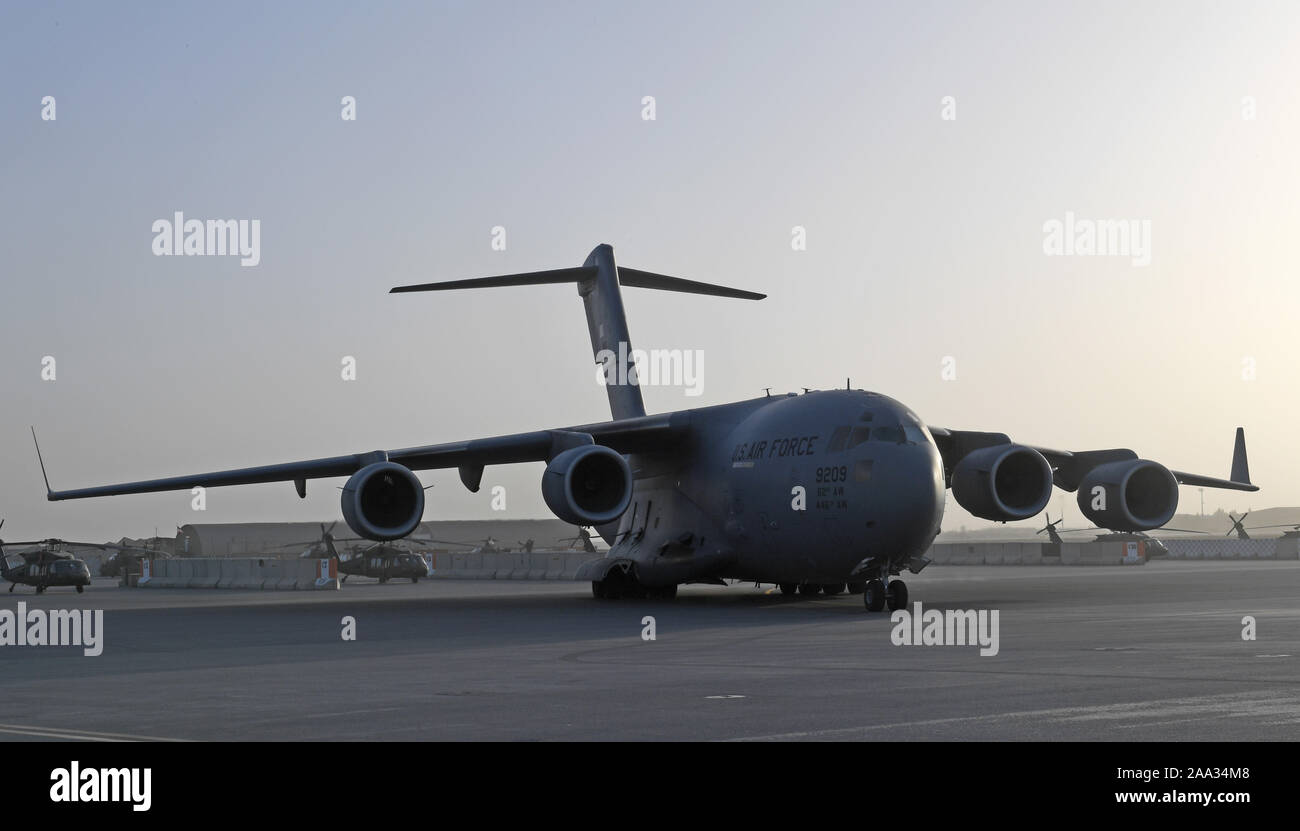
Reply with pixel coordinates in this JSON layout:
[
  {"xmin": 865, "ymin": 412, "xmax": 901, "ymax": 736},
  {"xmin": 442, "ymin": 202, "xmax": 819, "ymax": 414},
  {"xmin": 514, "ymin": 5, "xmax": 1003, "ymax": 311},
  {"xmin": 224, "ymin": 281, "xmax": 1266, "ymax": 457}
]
[
  {"xmin": 863, "ymin": 576, "xmax": 908, "ymax": 612},
  {"xmin": 886, "ymin": 579, "xmax": 908, "ymax": 611}
]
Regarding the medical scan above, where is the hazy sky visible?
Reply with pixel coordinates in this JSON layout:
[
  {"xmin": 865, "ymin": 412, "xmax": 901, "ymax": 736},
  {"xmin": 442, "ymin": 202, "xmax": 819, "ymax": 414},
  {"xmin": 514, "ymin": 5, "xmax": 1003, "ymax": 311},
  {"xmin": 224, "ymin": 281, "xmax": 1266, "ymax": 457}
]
[{"xmin": 2, "ymin": 1, "xmax": 1298, "ymax": 540}]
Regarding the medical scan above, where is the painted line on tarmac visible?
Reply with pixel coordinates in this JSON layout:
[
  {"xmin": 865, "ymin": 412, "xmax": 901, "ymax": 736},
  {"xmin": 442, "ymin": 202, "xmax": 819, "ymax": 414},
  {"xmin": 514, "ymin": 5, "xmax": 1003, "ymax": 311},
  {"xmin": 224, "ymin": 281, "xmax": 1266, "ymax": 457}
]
[{"xmin": 0, "ymin": 722, "xmax": 188, "ymax": 742}]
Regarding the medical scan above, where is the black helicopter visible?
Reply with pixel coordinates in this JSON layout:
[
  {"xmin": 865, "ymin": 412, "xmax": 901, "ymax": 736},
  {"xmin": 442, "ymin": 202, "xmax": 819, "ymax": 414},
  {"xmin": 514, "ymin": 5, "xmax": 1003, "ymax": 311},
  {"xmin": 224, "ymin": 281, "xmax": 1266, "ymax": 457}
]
[
  {"xmin": 0, "ymin": 523, "xmax": 95, "ymax": 593},
  {"xmin": 1043, "ymin": 513, "xmax": 1207, "ymax": 560},
  {"xmin": 1220, "ymin": 511, "xmax": 1300, "ymax": 540},
  {"xmin": 337, "ymin": 542, "xmax": 433, "ymax": 583},
  {"xmin": 274, "ymin": 523, "xmax": 438, "ymax": 584},
  {"xmin": 1224, "ymin": 512, "xmax": 1300, "ymax": 540},
  {"xmin": 559, "ymin": 526, "xmax": 598, "ymax": 554},
  {"xmin": 99, "ymin": 534, "xmax": 176, "ymax": 578}
]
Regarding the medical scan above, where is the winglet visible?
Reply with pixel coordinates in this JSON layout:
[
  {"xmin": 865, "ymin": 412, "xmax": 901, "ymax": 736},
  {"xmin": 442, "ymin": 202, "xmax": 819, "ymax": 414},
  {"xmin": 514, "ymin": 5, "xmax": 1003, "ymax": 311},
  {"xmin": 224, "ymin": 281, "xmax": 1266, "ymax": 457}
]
[
  {"xmin": 31, "ymin": 427, "xmax": 52, "ymax": 496},
  {"xmin": 1231, "ymin": 427, "xmax": 1251, "ymax": 485}
]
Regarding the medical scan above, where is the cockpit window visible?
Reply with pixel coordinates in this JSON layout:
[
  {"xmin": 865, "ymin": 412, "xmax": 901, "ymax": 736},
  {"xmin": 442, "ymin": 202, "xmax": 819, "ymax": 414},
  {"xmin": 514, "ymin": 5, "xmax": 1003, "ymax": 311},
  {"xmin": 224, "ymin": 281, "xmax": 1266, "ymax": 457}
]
[
  {"xmin": 827, "ymin": 426, "xmax": 850, "ymax": 452},
  {"xmin": 900, "ymin": 411, "xmax": 932, "ymax": 446},
  {"xmin": 830, "ymin": 410, "xmax": 931, "ymax": 451},
  {"xmin": 872, "ymin": 425, "xmax": 903, "ymax": 443}
]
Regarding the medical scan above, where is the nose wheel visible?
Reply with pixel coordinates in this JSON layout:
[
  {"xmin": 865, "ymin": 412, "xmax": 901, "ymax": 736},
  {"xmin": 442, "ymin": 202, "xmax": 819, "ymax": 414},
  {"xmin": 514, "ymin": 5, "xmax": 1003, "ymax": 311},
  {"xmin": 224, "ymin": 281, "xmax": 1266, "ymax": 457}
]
[
  {"xmin": 863, "ymin": 580, "xmax": 886, "ymax": 612},
  {"xmin": 886, "ymin": 580, "xmax": 908, "ymax": 611},
  {"xmin": 863, "ymin": 578, "xmax": 908, "ymax": 612}
]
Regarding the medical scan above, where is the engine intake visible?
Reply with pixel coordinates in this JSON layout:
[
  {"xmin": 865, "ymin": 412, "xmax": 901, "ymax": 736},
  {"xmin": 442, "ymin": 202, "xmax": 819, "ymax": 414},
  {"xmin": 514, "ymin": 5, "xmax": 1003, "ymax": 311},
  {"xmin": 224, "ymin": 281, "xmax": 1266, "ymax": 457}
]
[
  {"xmin": 542, "ymin": 445, "xmax": 633, "ymax": 527},
  {"xmin": 951, "ymin": 444, "xmax": 1053, "ymax": 521},
  {"xmin": 1077, "ymin": 459, "xmax": 1177, "ymax": 531},
  {"xmin": 340, "ymin": 461, "xmax": 425, "ymax": 541}
]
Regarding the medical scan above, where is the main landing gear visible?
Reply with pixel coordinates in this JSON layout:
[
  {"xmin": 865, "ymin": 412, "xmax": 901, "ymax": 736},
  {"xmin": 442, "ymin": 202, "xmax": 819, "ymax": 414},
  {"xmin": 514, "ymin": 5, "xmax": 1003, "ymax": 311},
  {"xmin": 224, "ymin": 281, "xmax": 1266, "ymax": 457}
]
[
  {"xmin": 777, "ymin": 582, "xmax": 847, "ymax": 598},
  {"xmin": 863, "ymin": 578, "xmax": 908, "ymax": 612},
  {"xmin": 591, "ymin": 569, "xmax": 677, "ymax": 601}
]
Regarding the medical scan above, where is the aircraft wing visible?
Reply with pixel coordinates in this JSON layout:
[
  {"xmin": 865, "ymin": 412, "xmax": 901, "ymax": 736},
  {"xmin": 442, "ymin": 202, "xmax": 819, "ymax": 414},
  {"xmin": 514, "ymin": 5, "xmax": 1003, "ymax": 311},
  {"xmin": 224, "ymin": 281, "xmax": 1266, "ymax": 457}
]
[
  {"xmin": 929, "ymin": 427, "xmax": 1257, "ymax": 493},
  {"xmin": 42, "ymin": 412, "xmax": 688, "ymax": 501}
]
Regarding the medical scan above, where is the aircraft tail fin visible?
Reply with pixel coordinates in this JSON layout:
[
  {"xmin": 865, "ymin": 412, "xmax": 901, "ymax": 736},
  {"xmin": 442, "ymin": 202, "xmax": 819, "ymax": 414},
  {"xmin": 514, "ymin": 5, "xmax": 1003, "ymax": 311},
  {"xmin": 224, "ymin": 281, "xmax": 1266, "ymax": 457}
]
[
  {"xmin": 1231, "ymin": 427, "xmax": 1251, "ymax": 485},
  {"xmin": 391, "ymin": 244, "xmax": 764, "ymax": 420}
]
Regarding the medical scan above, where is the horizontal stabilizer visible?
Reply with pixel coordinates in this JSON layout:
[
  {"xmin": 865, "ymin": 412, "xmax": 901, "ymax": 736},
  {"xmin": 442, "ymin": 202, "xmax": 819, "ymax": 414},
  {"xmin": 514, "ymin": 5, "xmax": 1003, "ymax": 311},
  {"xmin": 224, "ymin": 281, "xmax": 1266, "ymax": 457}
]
[
  {"xmin": 390, "ymin": 266, "xmax": 595, "ymax": 294},
  {"xmin": 390, "ymin": 261, "xmax": 764, "ymax": 300},
  {"xmin": 616, "ymin": 268, "xmax": 765, "ymax": 300},
  {"xmin": 1173, "ymin": 427, "xmax": 1256, "ymax": 492}
]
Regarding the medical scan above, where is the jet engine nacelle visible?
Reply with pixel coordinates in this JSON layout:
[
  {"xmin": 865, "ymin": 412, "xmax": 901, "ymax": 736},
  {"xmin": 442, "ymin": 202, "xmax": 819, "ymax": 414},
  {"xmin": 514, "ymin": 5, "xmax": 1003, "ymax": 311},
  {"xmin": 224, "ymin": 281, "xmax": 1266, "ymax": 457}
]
[
  {"xmin": 541, "ymin": 445, "xmax": 633, "ymax": 527},
  {"xmin": 951, "ymin": 444, "xmax": 1053, "ymax": 522},
  {"xmin": 340, "ymin": 461, "xmax": 426, "ymax": 541},
  {"xmin": 1077, "ymin": 459, "xmax": 1178, "ymax": 532}
]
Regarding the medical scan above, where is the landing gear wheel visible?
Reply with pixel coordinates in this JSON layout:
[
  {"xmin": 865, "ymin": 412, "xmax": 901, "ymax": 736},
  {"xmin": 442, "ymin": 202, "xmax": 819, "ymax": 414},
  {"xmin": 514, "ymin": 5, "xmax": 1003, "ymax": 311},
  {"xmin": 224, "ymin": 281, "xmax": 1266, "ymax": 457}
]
[
  {"xmin": 8, "ymin": 583, "xmax": 14, "ymax": 593},
  {"xmin": 412, "ymin": 576, "xmax": 419, "ymax": 584},
  {"xmin": 593, "ymin": 571, "xmax": 625, "ymax": 600},
  {"xmin": 76, "ymin": 585, "xmax": 84, "ymax": 594},
  {"xmin": 846, "ymin": 582, "xmax": 866, "ymax": 595},
  {"xmin": 821, "ymin": 583, "xmax": 844, "ymax": 595},
  {"xmin": 799, "ymin": 583, "xmax": 821, "ymax": 596},
  {"xmin": 779, "ymin": 583, "xmax": 798, "ymax": 596},
  {"xmin": 886, "ymin": 580, "xmax": 908, "ymax": 612},
  {"xmin": 648, "ymin": 584, "xmax": 678, "ymax": 601},
  {"xmin": 863, "ymin": 579, "xmax": 886, "ymax": 612},
  {"xmin": 35, "ymin": 585, "xmax": 45, "ymax": 595}
]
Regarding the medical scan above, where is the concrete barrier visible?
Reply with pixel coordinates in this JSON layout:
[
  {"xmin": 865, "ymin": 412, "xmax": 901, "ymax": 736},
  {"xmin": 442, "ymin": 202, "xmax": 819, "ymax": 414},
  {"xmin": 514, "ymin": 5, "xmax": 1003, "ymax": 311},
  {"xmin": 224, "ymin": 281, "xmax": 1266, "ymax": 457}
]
[
  {"xmin": 188, "ymin": 558, "xmax": 221, "ymax": 589},
  {"xmin": 925, "ymin": 537, "xmax": 1300, "ymax": 568},
  {"xmin": 449, "ymin": 552, "xmax": 469, "ymax": 578},
  {"xmin": 544, "ymin": 553, "xmax": 566, "ymax": 580},
  {"xmin": 950, "ymin": 545, "xmax": 984, "ymax": 566},
  {"xmin": 1014, "ymin": 543, "xmax": 1040, "ymax": 566},
  {"xmin": 147, "ymin": 559, "xmax": 179, "ymax": 588},
  {"xmin": 233, "ymin": 559, "xmax": 263, "ymax": 590},
  {"xmin": 466, "ymin": 553, "xmax": 485, "ymax": 579},
  {"xmin": 494, "ymin": 553, "xmax": 526, "ymax": 579},
  {"xmin": 527, "ymin": 553, "xmax": 549, "ymax": 579},
  {"xmin": 133, "ymin": 557, "xmax": 339, "ymax": 590},
  {"xmin": 563, "ymin": 553, "xmax": 589, "ymax": 579}
]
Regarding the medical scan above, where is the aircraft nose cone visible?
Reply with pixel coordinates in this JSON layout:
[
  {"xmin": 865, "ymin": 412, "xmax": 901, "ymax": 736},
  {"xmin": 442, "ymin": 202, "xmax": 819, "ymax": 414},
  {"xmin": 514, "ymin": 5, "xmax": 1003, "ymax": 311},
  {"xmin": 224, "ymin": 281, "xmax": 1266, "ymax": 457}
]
[{"xmin": 886, "ymin": 444, "xmax": 946, "ymax": 557}]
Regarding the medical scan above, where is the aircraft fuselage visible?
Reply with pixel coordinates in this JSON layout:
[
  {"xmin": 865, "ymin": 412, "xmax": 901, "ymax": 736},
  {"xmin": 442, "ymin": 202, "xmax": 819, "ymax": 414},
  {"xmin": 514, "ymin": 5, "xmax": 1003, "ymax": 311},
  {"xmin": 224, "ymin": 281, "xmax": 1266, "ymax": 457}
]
[{"xmin": 605, "ymin": 388, "xmax": 946, "ymax": 587}]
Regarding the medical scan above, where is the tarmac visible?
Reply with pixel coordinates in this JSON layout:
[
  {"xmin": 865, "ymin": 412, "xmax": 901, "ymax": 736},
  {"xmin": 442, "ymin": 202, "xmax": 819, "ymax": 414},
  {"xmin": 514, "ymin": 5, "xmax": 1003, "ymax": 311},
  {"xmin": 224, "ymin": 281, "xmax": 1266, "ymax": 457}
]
[{"xmin": 2, "ymin": 561, "xmax": 1298, "ymax": 741}]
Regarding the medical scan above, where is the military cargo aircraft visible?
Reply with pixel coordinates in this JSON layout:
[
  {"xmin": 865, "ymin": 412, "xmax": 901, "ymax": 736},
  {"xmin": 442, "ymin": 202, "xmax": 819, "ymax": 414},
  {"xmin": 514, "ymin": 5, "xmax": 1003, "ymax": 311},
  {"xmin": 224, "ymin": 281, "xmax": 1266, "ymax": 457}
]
[{"xmin": 35, "ymin": 245, "xmax": 1258, "ymax": 611}]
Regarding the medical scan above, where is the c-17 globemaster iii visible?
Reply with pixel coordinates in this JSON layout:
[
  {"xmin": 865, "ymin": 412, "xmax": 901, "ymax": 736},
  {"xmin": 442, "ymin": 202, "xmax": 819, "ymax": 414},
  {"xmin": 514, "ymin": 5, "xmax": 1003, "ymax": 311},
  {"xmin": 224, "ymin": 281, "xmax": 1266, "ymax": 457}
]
[{"xmin": 35, "ymin": 244, "xmax": 1257, "ymax": 611}]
